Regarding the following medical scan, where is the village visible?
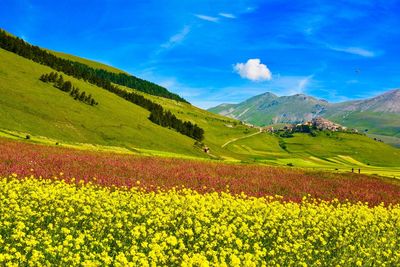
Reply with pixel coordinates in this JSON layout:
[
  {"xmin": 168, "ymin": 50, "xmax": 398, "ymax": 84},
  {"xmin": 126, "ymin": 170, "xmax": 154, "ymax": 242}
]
[{"xmin": 260, "ymin": 117, "xmax": 357, "ymax": 134}]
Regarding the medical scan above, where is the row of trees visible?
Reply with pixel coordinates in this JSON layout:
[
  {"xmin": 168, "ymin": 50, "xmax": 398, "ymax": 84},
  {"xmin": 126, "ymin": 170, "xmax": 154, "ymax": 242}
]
[
  {"xmin": 40, "ymin": 72, "xmax": 98, "ymax": 106},
  {"xmin": 107, "ymin": 81, "xmax": 204, "ymax": 141},
  {"xmin": 149, "ymin": 110, "xmax": 204, "ymax": 141},
  {"xmin": 0, "ymin": 30, "xmax": 187, "ymax": 102},
  {"xmin": 1, "ymin": 30, "xmax": 203, "ymax": 141}
]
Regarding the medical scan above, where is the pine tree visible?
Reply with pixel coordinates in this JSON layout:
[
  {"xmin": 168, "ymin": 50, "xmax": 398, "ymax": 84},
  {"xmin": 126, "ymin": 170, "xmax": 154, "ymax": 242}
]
[
  {"xmin": 62, "ymin": 81, "xmax": 72, "ymax": 92},
  {"xmin": 55, "ymin": 75, "xmax": 64, "ymax": 88},
  {"xmin": 79, "ymin": 91, "xmax": 86, "ymax": 101}
]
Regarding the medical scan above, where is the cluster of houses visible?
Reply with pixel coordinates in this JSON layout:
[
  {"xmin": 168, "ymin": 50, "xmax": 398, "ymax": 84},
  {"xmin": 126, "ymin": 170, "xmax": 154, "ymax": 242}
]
[
  {"xmin": 301, "ymin": 117, "xmax": 348, "ymax": 131},
  {"xmin": 263, "ymin": 117, "xmax": 357, "ymax": 133}
]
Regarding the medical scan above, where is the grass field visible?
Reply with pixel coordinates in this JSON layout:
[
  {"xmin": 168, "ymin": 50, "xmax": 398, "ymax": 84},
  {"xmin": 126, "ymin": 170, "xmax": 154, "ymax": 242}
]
[{"xmin": 1, "ymin": 128, "xmax": 400, "ymax": 180}]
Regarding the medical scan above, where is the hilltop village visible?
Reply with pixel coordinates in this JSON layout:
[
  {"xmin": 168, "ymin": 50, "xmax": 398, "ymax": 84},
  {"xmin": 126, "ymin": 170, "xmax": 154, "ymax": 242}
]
[{"xmin": 261, "ymin": 117, "xmax": 357, "ymax": 134}]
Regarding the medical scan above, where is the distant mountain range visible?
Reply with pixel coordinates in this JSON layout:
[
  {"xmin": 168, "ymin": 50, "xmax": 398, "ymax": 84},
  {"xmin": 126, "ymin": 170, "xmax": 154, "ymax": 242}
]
[{"xmin": 209, "ymin": 89, "xmax": 400, "ymax": 139}]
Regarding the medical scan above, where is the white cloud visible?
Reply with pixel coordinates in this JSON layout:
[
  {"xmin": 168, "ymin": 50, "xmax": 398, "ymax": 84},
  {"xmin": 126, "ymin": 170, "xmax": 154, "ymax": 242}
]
[
  {"xmin": 161, "ymin": 26, "xmax": 190, "ymax": 49},
  {"xmin": 234, "ymin": 59, "xmax": 272, "ymax": 81},
  {"xmin": 195, "ymin": 14, "xmax": 219, "ymax": 22},
  {"xmin": 329, "ymin": 46, "xmax": 376, "ymax": 57},
  {"xmin": 219, "ymin": 13, "xmax": 236, "ymax": 19}
]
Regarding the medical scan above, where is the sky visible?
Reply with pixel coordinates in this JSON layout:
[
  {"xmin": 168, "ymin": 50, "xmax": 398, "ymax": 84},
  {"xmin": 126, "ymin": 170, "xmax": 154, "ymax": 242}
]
[{"xmin": 1, "ymin": 0, "xmax": 400, "ymax": 108}]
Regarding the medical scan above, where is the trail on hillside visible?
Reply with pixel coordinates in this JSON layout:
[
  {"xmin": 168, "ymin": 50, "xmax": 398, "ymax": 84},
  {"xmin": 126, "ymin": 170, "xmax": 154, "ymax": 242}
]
[{"xmin": 221, "ymin": 128, "xmax": 262, "ymax": 148}]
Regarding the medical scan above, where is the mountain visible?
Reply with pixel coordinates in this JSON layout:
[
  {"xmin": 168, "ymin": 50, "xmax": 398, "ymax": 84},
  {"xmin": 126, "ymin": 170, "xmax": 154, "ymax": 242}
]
[
  {"xmin": 209, "ymin": 92, "xmax": 330, "ymax": 125},
  {"xmin": 331, "ymin": 89, "xmax": 400, "ymax": 113},
  {"xmin": 209, "ymin": 90, "xmax": 400, "ymax": 140}
]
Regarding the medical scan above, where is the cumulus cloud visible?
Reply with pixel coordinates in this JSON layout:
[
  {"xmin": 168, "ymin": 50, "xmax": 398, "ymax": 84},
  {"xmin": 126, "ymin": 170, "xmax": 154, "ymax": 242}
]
[
  {"xmin": 219, "ymin": 13, "xmax": 236, "ymax": 19},
  {"xmin": 195, "ymin": 14, "xmax": 219, "ymax": 22},
  {"xmin": 234, "ymin": 59, "xmax": 272, "ymax": 81}
]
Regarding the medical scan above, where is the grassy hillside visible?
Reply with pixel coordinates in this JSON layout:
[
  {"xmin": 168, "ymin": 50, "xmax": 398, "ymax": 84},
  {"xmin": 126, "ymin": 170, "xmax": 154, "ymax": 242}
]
[
  {"xmin": 225, "ymin": 131, "xmax": 400, "ymax": 173},
  {"xmin": 367, "ymin": 133, "xmax": 400, "ymax": 148},
  {"xmin": 49, "ymin": 49, "xmax": 261, "ymax": 158},
  {"xmin": 0, "ymin": 48, "xmax": 204, "ymax": 157},
  {"xmin": 0, "ymin": 47, "xmax": 259, "ymax": 159},
  {"xmin": 327, "ymin": 111, "xmax": 400, "ymax": 137},
  {"xmin": 50, "ymin": 50, "xmax": 127, "ymax": 74}
]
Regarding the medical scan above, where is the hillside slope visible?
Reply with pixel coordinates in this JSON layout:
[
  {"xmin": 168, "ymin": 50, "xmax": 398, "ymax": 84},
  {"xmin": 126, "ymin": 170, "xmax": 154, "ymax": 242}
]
[
  {"xmin": 0, "ymin": 48, "xmax": 204, "ymax": 156},
  {"xmin": 0, "ymin": 47, "xmax": 259, "ymax": 159},
  {"xmin": 326, "ymin": 90, "xmax": 400, "ymax": 138},
  {"xmin": 50, "ymin": 50, "xmax": 127, "ymax": 74}
]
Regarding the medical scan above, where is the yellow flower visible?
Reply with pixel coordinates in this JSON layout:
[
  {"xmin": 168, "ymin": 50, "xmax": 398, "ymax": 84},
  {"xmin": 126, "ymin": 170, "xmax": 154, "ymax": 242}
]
[{"xmin": 0, "ymin": 175, "xmax": 399, "ymax": 266}]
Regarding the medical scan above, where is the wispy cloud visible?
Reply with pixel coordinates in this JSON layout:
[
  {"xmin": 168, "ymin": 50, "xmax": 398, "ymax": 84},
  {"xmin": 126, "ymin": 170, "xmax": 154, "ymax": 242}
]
[
  {"xmin": 219, "ymin": 12, "xmax": 236, "ymax": 19},
  {"xmin": 195, "ymin": 14, "xmax": 219, "ymax": 23},
  {"xmin": 295, "ymin": 75, "xmax": 314, "ymax": 94},
  {"xmin": 267, "ymin": 75, "xmax": 314, "ymax": 96},
  {"xmin": 328, "ymin": 46, "xmax": 377, "ymax": 57},
  {"xmin": 160, "ymin": 26, "xmax": 190, "ymax": 49}
]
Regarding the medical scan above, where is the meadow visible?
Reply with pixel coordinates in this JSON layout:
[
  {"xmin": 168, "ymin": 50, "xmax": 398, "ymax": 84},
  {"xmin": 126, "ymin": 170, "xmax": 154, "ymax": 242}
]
[{"xmin": 1, "ymin": 138, "xmax": 400, "ymax": 205}]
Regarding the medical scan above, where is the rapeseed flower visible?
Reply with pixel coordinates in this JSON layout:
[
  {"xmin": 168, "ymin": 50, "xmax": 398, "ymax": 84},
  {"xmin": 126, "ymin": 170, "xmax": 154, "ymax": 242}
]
[{"xmin": 0, "ymin": 176, "xmax": 399, "ymax": 266}]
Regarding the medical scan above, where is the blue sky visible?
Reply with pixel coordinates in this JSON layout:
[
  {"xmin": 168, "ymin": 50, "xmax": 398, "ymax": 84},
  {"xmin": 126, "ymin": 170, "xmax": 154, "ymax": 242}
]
[{"xmin": 1, "ymin": 0, "xmax": 400, "ymax": 108}]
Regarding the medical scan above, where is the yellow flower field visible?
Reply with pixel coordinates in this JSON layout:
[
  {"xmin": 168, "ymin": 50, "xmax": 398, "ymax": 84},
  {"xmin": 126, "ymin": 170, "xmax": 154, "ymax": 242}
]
[{"xmin": 0, "ymin": 176, "xmax": 399, "ymax": 266}]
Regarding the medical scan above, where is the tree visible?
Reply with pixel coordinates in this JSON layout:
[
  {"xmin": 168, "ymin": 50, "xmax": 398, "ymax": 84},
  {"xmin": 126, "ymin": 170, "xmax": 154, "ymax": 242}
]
[
  {"xmin": 39, "ymin": 73, "xmax": 49, "ymax": 82},
  {"xmin": 79, "ymin": 91, "xmax": 86, "ymax": 101},
  {"xmin": 55, "ymin": 75, "xmax": 64, "ymax": 88},
  {"xmin": 61, "ymin": 81, "xmax": 72, "ymax": 92}
]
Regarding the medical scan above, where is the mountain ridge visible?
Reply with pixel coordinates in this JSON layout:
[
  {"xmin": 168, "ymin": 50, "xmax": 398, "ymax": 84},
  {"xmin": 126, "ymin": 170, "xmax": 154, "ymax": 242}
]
[{"xmin": 208, "ymin": 89, "xmax": 400, "ymax": 138}]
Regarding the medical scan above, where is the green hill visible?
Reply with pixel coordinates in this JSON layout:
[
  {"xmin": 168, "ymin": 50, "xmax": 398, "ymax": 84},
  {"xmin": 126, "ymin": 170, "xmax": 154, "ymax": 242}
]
[
  {"xmin": 50, "ymin": 50, "xmax": 128, "ymax": 74},
  {"xmin": 0, "ymin": 46, "xmax": 254, "ymax": 159},
  {"xmin": 1, "ymin": 30, "xmax": 399, "ymax": 175},
  {"xmin": 0, "ymin": 48, "xmax": 202, "ymax": 156}
]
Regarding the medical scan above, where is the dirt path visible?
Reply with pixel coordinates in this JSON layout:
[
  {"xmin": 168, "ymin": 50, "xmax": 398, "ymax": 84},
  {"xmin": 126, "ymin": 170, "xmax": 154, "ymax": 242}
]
[{"xmin": 221, "ymin": 128, "xmax": 262, "ymax": 148}]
